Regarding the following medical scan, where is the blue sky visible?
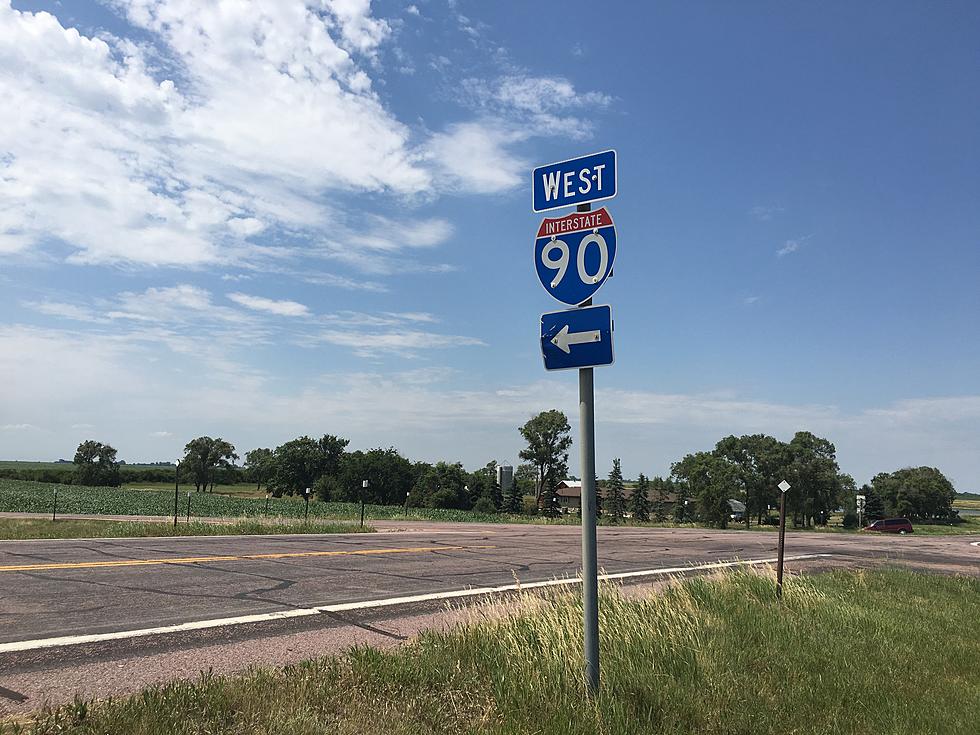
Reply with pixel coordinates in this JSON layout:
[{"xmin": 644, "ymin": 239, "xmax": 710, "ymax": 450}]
[{"xmin": 1, "ymin": 1, "xmax": 978, "ymax": 488}]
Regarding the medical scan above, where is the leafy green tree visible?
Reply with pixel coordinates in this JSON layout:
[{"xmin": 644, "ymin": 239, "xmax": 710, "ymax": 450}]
[
  {"xmin": 518, "ymin": 410, "xmax": 571, "ymax": 516},
  {"xmin": 183, "ymin": 436, "xmax": 238, "ymax": 492},
  {"xmin": 860, "ymin": 483, "xmax": 885, "ymax": 521},
  {"xmin": 785, "ymin": 432, "xmax": 844, "ymax": 527},
  {"xmin": 630, "ymin": 472, "xmax": 651, "ymax": 522},
  {"xmin": 333, "ymin": 447, "xmax": 414, "ymax": 504},
  {"xmin": 269, "ymin": 434, "xmax": 348, "ymax": 497},
  {"xmin": 606, "ymin": 459, "xmax": 626, "ymax": 522},
  {"xmin": 713, "ymin": 434, "xmax": 787, "ymax": 528},
  {"xmin": 514, "ymin": 462, "xmax": 538, "ymax": 496},
  {"xmin": 871, "ymin": 467, "xmax": 956, "ymax": 520},
  {"xmin": 413, "ymin": 461, "xmax": 470, "ymax": 509},
  {"xmin": 671, "ymin": 451, "xmax": 736, "ymax": 528},
  {"xmin": 244, "ymin": 448, "xmax": 274, "ymax": 491},
  {"xmin": 73, "ymin": 440, "xmax": 121, "ymax": 487}
]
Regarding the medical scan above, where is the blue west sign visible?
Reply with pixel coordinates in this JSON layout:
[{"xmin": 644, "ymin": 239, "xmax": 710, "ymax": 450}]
[
  {"xmin": 531, "ymin": 149, "xmax": 617, "ymax": 213},
  {"xmin": 540, "ymin": 304, "xmax": 614, "ymax": 371}
]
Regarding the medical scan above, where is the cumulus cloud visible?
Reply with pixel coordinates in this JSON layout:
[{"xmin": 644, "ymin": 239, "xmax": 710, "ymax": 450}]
[{"xmin": 0, "ymin": 1, "xmax": 429, "ymax": 268}]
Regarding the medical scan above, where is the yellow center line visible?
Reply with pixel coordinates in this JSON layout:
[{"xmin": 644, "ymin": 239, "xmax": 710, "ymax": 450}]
[{"xmin": 0, "ymin": 544, "xmax": 497, "ymax": 573}]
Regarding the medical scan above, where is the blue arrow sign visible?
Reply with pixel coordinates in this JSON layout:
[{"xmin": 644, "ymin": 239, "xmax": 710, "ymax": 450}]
[
  {"xmin": 532, "ymin": 150, "xmax": 617, "ymax": 213},
  {"xmin": 534, "ymin": 207, "xmax": 617, "ymax": 306},
  {"xmin": 540, "ymin": 305, "xmax": 614, "ymax": 371}
]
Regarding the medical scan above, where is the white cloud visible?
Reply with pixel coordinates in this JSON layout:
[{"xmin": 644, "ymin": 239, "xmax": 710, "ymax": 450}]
[
  {"xmin": 227, "ymin": 293, "xmax": 310, "ymax": 317},
  {"xmin": 461, "ymin": 74, "xmax": 612, "ymax": 139},
  {"xmin": 1, "ymin": 324, "xmax": 978, "ymax": 486},
  {"xmin": 0, "ymin": 1, "xmax": 430, "ymax": 268},
  {"xmin": 150, "ymin": 430, "xmax": 173, "ymax": 437},
  {"xmin": 423, "ymin": 122, "xmax": 528, "ymax": 194},
  {"xmin": 405, "ymin": 5, "xmax": 420, "ymax": 16},
  {"xmin": 25, "ymin": 301, "xmax": 104, "ymax": 323},
  {"xmin": 1, "ymin": 423, "xmax": 38, "ymax": 431},
  {"xmin": 743, "ymin": 296, "xmax": 761, "ymax": 305},
  {"xmin": 777, "ymin": 238, "xmax": 805, "ymax": 257}
]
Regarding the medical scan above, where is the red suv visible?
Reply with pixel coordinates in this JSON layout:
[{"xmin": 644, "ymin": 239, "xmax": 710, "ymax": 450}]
[{"xmin": 863, "ymin": 518, "xmax": 914, "ymax": 534}]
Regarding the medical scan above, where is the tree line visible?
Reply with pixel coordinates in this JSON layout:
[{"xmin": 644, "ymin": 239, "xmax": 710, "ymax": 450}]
[
  {"xmin": 515, "ymin": 412, "xmax": 960, "ymax": 527},
  {"xmin": 42, "ymin": 417, "xmax": 963, "ymax": 525}
]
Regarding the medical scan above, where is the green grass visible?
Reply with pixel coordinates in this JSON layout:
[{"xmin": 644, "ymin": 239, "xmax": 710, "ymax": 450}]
[
  {"xmin": 0, "ymin": 517, "xmax": 373, "ymax": 540},
  {"xmin": 6, "ymin": 569, "xmax": 978, "ymax": 735}
]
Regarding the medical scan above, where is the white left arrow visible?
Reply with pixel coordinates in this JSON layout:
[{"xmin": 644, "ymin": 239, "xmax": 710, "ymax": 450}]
[{"xmin": 552, "ymin": 324, "xmax": 601, "ymax": 354}]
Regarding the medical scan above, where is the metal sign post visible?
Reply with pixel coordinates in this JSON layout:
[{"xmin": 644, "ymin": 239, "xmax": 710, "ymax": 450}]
[
  {"xmin": 577, "ymin": 203, "xmax": 601, "ymax": 695},
  {"xmin": 776, "ymin": 479, "xmax": 791, "ymax": 599},
  {"xmin": 533, "ymin": 153, "xmax": 618, "ymax": 695}
]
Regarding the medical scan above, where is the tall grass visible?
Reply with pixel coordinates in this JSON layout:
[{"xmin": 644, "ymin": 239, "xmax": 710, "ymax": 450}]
[{"xmin": 7, "ymin": 569, "xmax": 979, "ymax": 734}]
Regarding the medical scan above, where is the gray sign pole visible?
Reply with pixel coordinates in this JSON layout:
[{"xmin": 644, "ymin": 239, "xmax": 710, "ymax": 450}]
[{"xmin": 576, "ymin": 202, "xmax": 600, "ymax": 695}]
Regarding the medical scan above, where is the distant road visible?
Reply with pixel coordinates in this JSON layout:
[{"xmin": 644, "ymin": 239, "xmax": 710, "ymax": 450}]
[{"xmin": 0, "ymin": 522, "xmax": 976, "ymax": 715}]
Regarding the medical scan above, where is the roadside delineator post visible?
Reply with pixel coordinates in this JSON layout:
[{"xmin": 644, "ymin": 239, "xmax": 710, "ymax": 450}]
[
  {"xmin": 265, "ymin": 492, "xmax": 271, "ymax": 516},
  {"xmin": 304, "ymin": 488, "xmax": 310, "ymax": 522},
  {"xmin": 776, "ymin": 479, "xmax": 791, "ymax": 599},
  {"xmin": 186, "ymin": 491, "xmax": 192, "ymax": 524},
  {"xmin": 361, "ymin": 479, "xmax": 369, "ymax": 528},
  {"xmin": 52, "ymin": 488, "xmax": 57, "ymax": 522},
  {"xmin": 173, "ymin": 458, "xmax": 181, "ymax": 528}
]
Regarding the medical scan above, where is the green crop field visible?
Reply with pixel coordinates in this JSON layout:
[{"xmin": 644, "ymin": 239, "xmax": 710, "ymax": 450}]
[
  {"xmin": 2, "ymin": 479, "xmax": 978, "ymax": 533},
  {"xmin": 123, "ymin": 482, "xmax": 265, "ymax": 498},
  {"xmin": 7, "ymin": 569, "xmax": 978, "ymax": 735}
]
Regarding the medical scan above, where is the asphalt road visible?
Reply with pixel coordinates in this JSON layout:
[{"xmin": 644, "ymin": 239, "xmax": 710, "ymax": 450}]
[{"xmin": 0, "ymin": 522, "xmax": 977, "ymax": 715}]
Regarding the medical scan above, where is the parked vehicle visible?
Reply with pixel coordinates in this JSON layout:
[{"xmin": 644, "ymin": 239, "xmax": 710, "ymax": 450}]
[{"xmin": 862, "ymin": 517, "xmax": 914, "ymax": 534}]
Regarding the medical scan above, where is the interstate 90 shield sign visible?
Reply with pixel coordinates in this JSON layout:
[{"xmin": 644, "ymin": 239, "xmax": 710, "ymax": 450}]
[{"xmin": 534, "ymin": 207, "xmax": 617, "ymax": 306}]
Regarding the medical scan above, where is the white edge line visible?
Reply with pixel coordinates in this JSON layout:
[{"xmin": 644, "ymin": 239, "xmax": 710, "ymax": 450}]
[{"xmin": 0, "ymin": 553, "xmax": 832, "ymax": 654}]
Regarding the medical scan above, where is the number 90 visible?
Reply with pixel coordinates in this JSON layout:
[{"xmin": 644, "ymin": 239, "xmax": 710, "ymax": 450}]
[{"xmin": 541, "ymin": 232, "xmax": 609, "ymax": 288}]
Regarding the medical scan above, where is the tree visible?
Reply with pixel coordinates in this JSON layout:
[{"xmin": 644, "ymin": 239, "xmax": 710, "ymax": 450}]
[
  {"xmin": 606, "ymin": 459, "xmax": 626, "ymax": 522},
  {"xmin": 860, "ymin": 483, "xmax": 885, "ymax": 521},
  {"xmin": 671, "ymin": 451, "xmax": 736, "ymax": 528},
  {"xmin": 518, "ymin": 410, "xmax": 571, "ymax": 516},
  {"xmin": 413, "ymin": 462, "xmax": 470, "ymax": 509},
  {"xmin": 630, "ymin": 472, "xmax": 650, "ymax": 522},
  {"xmin": 269, "ymin": 434, "xmax": 348, "ymax": 496},
  {"xmin": 502, "ymin": 473, "xmax": 523, "ymax": 513},
  {"xmin": 871, "ymin": 467, "xmax": 956, "ymax": 520},
  {"xmin": 713, "ymin": 434, "xmax": 787, "ymax": 529},
  {"xmin": 73, "ymin": 440, "xmax": 121, "ymax": 487},
  {"xmin": 333, "ymin": 447, "xmax": 414, "ymax": 504},
  {"xmin": 244, "ymin": 448, "xmax": 274, "ymax": 492},
  {"xmin": 183, "ymin": 437, "xmax": 238, "ymax": 492},
  {"xmin": 652, "ymin": 476, "xmax": 671, "ymax": 522},
  {"xmin": 785, "ymin": 432, "xmax": 843, "ymax": 527}
]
